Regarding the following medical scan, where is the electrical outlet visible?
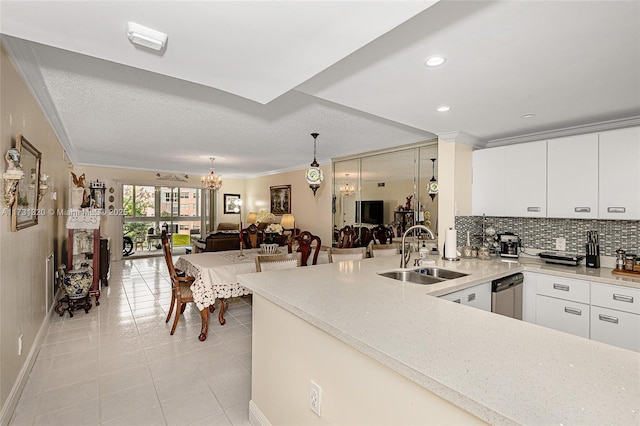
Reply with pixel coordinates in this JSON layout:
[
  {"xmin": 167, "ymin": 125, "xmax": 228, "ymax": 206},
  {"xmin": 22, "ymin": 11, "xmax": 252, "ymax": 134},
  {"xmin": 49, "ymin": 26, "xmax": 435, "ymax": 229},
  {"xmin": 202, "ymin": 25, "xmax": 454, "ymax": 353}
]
[
  {"xmin": 309, "ymin": 380, "xmax": 321, "ymax": 416},
  {"xmin": 555, "ymin": 237, "xmax": 566, "ymax": 251}
]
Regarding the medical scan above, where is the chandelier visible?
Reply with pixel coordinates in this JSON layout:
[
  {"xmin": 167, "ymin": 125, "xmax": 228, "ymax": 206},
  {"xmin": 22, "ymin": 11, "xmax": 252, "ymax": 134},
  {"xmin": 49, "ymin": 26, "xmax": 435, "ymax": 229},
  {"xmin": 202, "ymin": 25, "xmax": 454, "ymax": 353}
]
[
  {"xmin": 340, "ymin": 173, "xmax": 355, "ymax": 196},
  {"xmin": 201, "ymin": 157, "xmax": 223, "ymax": 190},
  {"xmin": 305, "ymin": 132, "xmax": 324, "ymax": 196}
]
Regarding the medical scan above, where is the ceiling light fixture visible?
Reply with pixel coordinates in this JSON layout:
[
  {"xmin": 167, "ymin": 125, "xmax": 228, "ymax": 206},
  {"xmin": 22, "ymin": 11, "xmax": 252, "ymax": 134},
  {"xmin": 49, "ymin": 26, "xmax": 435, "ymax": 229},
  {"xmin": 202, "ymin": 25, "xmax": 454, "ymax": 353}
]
[
  {"xmin": 127, "ymin": 22, "xmax": 168, "ymax": 51},
  {"xmin": 340, "ymin": 173, "xmax": 355, "ymax": 196},
  {"xmin": 201, "ymin": 157, "xmax": 223, "ymax": 190},
  {"xmin": 425, "ymin": 56, "xmax": 446, "ymax": 67},
  {"xmin": 520, "ymin": 113, "xmax": 536, "ymax": 119},
  {"xmin": 305, "ymin": 133, "xmax": 323, "ymax": 197},
  {"xmin": 437, "ymin": 106, "xmax": 450, "ymax": 112}
]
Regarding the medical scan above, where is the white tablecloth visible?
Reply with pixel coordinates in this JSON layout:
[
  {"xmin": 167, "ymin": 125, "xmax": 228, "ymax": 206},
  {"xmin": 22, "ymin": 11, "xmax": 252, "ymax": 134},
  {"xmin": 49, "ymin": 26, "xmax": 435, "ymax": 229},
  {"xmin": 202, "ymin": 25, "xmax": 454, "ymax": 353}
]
[{"xmin": 175, "ymin": 248, "xmax": 328, "ymax": 311}]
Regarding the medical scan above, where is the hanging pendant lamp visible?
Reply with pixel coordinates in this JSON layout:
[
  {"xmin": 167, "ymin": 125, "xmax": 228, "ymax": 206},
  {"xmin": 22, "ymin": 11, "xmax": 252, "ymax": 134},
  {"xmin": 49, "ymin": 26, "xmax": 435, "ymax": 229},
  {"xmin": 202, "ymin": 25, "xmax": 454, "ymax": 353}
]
[
  {"xmin": 305, "ymin": 133, "xmax": 323, "ymax": 196},
  {"xmin": 340, "ymin": 173, "xmax": 355, "ymax": 196},
  {"xmin": 428, "ymin": 158, "xmax": 438, "ymax": 201}
]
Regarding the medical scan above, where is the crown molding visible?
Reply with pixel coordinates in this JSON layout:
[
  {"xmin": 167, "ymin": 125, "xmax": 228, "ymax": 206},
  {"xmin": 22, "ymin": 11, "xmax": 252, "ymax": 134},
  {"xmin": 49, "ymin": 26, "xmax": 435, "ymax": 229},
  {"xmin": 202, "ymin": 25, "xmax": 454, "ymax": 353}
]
[
  {"xmin": 437, "ymin": 130, "xmax": 487, "ymax": 149},
  {"xmin": 486, "ymin": 116, "xmax": 640, "ymax": 147}
]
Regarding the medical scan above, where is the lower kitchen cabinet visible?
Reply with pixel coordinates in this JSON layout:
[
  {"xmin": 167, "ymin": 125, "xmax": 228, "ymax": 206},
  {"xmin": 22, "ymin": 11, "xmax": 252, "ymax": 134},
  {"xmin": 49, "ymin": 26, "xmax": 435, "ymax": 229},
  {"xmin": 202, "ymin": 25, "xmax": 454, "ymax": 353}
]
[
  {"xmin": 535, "ymin": 295, "xmax": 590, "ymax": 339},
  {"xmin": 590, "ymin": 282, "xmax": 640, "ymax": 352},
  {"xmin": 522, "ymin": 272, "xmax": 537, "ymax": 323},
  {"xmin": 590, "ymin": 306, "xmax": 640, "ymax": 352},
  {"xmin": 439, "ymin": 282, "xmax": 491, "ymax": 311}
]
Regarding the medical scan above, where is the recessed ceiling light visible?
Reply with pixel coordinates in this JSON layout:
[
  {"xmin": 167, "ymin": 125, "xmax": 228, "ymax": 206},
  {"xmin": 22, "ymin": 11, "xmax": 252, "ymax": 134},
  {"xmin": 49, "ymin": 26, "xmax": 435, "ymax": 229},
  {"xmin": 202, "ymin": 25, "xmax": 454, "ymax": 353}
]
[
  {"xmin": 437, "ymin": 106, "xmax": 450, "ymax": 112},
  {"xmin": 425, "ymin": 56, "xmax": 446, "ymax": 67},
  {"xmin": 520, "ymin": 113, "xmax": 536, "ymax": 119}
]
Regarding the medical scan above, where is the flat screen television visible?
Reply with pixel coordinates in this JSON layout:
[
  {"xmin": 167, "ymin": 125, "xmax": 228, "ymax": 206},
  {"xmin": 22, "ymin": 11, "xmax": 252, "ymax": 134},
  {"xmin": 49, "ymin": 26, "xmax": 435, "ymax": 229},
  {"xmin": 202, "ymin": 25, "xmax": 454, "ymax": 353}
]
[{"xmin": 355, "ymin": 200, "xmax": 384, "ymax": 224}]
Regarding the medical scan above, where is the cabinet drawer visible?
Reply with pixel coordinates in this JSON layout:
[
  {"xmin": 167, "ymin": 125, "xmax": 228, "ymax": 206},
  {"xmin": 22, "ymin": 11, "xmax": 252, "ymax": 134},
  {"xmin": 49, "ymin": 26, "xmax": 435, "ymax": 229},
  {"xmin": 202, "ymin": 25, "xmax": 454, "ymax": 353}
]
[
  {"xmin": 590, "ymin": 305, "xmax": 640, "ymax": 352},
  {"xmin": 536, "ymin": 295, "xmax": 590, "ymax": 338},
  {"xmin": 591, "ymin": 283, "xmax": 640, "ymax": 314},
  {"xmin": 439, "ymin": 282, "xmax": 491, "ymax": 312},
  {"xmin": 536, "ymin": 275, "xmax": 590, "ymax": 304}
]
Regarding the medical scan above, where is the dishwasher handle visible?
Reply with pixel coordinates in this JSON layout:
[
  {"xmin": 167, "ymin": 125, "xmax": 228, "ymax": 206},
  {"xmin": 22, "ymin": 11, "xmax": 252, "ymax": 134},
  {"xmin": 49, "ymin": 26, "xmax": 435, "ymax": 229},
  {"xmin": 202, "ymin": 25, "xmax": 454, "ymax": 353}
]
[{"xmin": 492, "ymin": 273, "xmax": 524, "ymax": 292}]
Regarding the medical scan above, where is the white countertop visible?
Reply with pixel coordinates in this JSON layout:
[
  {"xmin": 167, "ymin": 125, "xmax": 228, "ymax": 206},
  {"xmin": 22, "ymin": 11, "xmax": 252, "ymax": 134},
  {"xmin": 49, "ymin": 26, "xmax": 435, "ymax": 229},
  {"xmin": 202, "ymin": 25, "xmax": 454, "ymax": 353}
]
[{"xmin": 238, "ymin": 254, "xmax": 640, "ymax": 425}]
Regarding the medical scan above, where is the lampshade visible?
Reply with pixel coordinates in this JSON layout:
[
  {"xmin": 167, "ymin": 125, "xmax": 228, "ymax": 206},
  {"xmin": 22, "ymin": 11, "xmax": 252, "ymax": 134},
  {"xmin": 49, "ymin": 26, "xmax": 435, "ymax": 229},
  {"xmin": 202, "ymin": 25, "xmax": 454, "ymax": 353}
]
[
  {"xmin": 280, "ymin": 214, "xmax": 296, "ymax": 229},
  {"xmin": 247, "ymin": 212, "xmax": 258, "ymax": 224}
]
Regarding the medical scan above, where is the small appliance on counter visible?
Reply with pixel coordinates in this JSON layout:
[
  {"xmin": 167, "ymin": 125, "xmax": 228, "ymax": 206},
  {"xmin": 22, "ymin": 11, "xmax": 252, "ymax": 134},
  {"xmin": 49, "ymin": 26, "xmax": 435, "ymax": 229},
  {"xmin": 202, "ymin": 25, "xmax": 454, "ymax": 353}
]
[
  {"xmin": 538, "ymin": 251, "xmax": 585, "ymax": 266},
  {"xmin": 497, "ymin": 232, "xmax": 520, "ymax": 258}
]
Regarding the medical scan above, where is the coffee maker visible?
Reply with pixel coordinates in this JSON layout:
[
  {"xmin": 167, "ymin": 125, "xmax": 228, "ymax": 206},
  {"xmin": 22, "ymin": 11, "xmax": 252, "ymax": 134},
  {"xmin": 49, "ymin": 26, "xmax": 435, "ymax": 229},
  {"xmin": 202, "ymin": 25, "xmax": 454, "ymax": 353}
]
[{"xmin": 498, "ymin": 232, "xmax": 520, "ymax": 258}]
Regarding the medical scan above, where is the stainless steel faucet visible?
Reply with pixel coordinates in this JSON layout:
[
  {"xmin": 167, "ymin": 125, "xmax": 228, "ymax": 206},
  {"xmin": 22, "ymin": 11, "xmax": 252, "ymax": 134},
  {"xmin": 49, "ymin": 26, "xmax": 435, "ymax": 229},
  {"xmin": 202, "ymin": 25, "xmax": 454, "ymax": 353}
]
[{"xmin": 401, "ymin": 225, "xmax": 435, "ymax": 268}]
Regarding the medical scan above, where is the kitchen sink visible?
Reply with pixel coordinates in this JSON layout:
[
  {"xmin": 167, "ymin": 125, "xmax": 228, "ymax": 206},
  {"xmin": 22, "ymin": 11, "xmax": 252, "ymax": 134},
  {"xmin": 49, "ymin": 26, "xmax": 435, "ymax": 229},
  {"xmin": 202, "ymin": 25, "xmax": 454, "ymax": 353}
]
[{"xmin": 378, "ymin": 267, "xmax": 468, "ymax": 285}]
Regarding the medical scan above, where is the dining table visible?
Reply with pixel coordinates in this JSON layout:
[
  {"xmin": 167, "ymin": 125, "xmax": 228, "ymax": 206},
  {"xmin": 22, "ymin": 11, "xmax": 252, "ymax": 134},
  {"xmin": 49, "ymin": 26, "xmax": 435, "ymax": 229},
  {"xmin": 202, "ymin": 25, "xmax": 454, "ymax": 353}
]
[{"xmin": 175, "ymin": 247, "xmax": 328, "ymax": 341}]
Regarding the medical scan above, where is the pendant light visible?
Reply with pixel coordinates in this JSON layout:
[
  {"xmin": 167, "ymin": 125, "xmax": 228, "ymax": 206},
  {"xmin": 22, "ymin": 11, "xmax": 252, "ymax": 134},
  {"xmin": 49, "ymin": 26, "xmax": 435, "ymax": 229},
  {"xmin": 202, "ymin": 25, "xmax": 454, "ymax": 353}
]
[
  {"xmin": 305, "ymin": 133, "xmax": 323, "ymax": 196},
  {"xmin": 340, "ymin": 173, "xmax": 355, "ymax": 196},
  {"xmin": 428, "ymin": 158, "xmax": 438, "ymax": 201},
  {"xmin": 201, "ymin": 157, "xmax": 223, "ymax": 190}
]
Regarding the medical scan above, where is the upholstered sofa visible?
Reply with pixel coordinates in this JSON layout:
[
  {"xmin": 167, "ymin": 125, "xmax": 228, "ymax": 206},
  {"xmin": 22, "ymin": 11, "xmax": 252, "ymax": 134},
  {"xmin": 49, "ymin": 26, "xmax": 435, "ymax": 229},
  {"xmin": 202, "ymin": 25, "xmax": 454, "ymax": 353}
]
[{"xmin": 195, "ymin": 223, "xmax": 241, "ymax": 252}]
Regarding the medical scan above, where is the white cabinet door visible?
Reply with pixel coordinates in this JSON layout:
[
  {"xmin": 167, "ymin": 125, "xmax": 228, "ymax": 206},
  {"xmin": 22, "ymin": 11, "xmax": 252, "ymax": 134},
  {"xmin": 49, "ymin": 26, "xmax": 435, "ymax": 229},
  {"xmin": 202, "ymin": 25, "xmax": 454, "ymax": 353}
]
[
  {"xmin": 472, "ymin": 147, "xmax": 505, "ymax": 216},
  {"xmin": 547, "ymin": 133, "xmax": 599, "ymax": 218},
  {"xmin": 464, "ymin": 282, "xmax": 491, "ymax": 311},
  {"xmin": 504, "ymin": 141, "xmax": 547, "ymax": 217},
  {"xmin": 590, "ymin": 306, "xmax": 640, "ymax": 352},
  {"xmin": 599, "ymin": 127, "xmax": 640, "ymax": 220},
  {"xmin": 439, "ymin": 282, "xmax": 491, "ymax": 312},
  {"xmin": 536, "ymin": 274, "xmax": 590, "ymax": 304},
  {"xmin": 536, "ymin": 295, "xmax": 590, "ymax": 338}
]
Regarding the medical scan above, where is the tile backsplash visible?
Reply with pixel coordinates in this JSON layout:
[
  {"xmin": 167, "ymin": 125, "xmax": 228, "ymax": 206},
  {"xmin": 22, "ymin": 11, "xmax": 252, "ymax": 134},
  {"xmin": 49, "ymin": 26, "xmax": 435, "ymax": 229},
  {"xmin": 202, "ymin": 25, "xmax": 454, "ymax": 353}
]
[{"xmin": 455, "ymin": 216, "xmax": 639, "ymax": 256}]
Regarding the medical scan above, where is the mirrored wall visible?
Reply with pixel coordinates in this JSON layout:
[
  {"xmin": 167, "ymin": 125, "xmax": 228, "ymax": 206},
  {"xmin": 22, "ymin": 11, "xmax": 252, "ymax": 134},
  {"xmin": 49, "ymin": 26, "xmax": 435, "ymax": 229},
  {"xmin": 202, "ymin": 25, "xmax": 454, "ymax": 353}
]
[{"xmin": 332, "ymin": 141, "xmax": 438, "ymax": 243}]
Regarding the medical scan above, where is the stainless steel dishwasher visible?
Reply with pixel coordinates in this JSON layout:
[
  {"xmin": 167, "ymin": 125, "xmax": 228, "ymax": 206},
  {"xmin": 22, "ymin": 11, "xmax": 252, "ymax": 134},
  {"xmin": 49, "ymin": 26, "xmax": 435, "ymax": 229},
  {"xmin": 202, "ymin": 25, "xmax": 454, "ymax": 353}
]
[{"xmin": 491, "ymin": 273, "xmax": 524, "ymax": 319}]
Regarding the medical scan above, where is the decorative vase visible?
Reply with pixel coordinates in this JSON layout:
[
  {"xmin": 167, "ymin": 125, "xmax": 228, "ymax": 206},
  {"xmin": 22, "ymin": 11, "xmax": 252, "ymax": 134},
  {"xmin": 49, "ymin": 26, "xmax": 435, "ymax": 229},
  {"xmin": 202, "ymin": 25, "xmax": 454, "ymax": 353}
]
[
  {"xmin": 62, "ymin": 269, "xmax": 93, "ymax": 299},
  {"xmin": 260, "ymin": 243, "xmax": 279, "ymax": 254},
  {"xmin": 71, "ymin": 187, "xmax": 84, "ymax": 209}
]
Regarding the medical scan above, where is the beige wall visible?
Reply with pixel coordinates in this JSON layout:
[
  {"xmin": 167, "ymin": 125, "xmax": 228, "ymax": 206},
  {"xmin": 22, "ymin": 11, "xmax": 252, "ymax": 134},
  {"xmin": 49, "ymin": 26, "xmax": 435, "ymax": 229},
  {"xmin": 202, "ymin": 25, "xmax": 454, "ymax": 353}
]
[
  {"xmin": 251, "ymin": 295, "xmax": 485, "ymax": 425},
  {"xmin": 0, "ymin": 42, "xmax": 69, "ymax": 420},
  {"xmin": 245, "ymin": 165, "xmax": 332, "ymax": 246}
]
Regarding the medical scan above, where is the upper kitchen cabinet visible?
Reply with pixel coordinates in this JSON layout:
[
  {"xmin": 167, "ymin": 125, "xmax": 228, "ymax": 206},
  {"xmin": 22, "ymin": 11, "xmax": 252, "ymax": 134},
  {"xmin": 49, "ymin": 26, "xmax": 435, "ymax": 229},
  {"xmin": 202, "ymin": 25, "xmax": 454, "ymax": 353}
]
[
  {"xmin": 547, "ymin": 133, "xmax": 599, "ymax": 219},
  {"xmin": 472, "ymin": 141, "xmax": 546, "ymax": 217},
  {"xmin": 504, "ymin": 141, "xmax": 547, "ymax": 217},
  {"xmin": 598, "ymin": 127, "xmax": 640, "ymax": 220},
  {"xmin": 472, "ymin": 147, "xmax": 505, "ymax": 216}
]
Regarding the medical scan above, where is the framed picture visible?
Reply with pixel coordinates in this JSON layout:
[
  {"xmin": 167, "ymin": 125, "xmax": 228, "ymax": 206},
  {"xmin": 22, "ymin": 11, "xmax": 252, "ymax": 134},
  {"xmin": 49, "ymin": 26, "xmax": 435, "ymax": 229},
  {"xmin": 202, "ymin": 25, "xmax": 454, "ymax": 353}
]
[
  {"xmin": 12, "ymin": 135, "xmax": 42, "ymax": 231},
  {"xmin": 223, "ymin": 193, "xmax": 240, "ymax": 214},
  {"xmin": 270, "ymin": 185, "xmax": 291, "ymax": 215}
]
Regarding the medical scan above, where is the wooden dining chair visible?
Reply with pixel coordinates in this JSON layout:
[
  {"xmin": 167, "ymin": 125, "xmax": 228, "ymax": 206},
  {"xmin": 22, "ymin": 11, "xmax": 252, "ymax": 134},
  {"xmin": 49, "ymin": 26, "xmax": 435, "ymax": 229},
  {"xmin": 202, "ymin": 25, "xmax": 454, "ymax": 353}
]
[
  {"xmin": 328, "ymin": 247, "xmax": 367, "ymax": 263},
  {"xmin": 287, "ymin": 231, "xmax": 322, "ymax": 266},
  {"xmin": 162, "ymin": 231, "xmax": 196, "ymax": 335},
  {"xmin": 372, "ymin": 224, "xmax": 394, "ymax": 245},
  {"xmin": 255, "ymin": 252, "xmax": 302, "ymax": 272},
  {"xmin": 370, "ymin": 244, "xmax": 398, "ymax": 257},
  {"xmin": 243, "ymin": 223, "xmax": 264, "ymax": 249},
  {"xmin": 335, "ymin": 226, "xmax": 357, "ymax": 248}
]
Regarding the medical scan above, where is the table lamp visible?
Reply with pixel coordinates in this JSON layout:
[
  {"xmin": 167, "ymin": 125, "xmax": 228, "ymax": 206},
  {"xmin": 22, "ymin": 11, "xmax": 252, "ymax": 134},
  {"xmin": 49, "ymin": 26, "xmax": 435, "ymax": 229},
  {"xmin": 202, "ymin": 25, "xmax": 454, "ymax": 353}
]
[
  {"xmin": 280, "ymin": 214, "xmax": 296, "ymax": 239},
  {"xmin": 247, "ymin": 212, "xmax": 258, "ymax": 224}
]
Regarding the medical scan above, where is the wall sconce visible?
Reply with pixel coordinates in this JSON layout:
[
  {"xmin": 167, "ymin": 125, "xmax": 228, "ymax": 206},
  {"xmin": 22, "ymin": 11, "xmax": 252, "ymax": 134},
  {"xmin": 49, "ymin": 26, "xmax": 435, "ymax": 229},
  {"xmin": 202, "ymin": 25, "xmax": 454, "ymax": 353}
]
[
  {"xmin": 37, "ymin": 174, "xmax": 49, "ymax": 204},
  {"xmin": 305, "ymin": 133, "xmax": 323, "ymax": 196},
  {"xmin": 4, "ymin": 148, "xmax": 24, "ymax": 206}
]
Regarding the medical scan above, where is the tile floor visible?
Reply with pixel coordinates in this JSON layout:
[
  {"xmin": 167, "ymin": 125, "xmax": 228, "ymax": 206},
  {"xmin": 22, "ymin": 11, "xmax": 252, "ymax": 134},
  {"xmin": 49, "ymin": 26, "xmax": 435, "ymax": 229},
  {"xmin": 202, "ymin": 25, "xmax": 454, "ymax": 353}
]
[{"xmin": 10, "ymin": 256, "xmax": 253, "ymax": 426}]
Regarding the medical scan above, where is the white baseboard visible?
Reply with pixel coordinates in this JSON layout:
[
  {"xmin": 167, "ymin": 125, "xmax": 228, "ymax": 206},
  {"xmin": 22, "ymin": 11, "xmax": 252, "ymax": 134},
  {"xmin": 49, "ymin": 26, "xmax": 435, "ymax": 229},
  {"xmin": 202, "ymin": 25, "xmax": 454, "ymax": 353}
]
[
  {"xmin": 249, "ymin": 400, "xmax": 271, "ymax": 426},
  {"xmin": 0, "ymin": 300, "xmax": 54, "ymax": 426}
]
